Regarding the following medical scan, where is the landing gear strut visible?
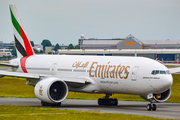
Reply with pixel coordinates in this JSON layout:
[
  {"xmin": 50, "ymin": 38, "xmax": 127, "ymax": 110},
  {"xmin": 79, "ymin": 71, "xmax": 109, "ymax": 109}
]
[
  {"xmin": 98, "ymin": 94, "xmax": 118, "ymax": 106},
  {"xmin": 146, "ymin": 99, "xmax": 156, "ymax": 111},
  {"xmin": 41, "ymin": 101, "xmax": 61, "ymax": 106}
]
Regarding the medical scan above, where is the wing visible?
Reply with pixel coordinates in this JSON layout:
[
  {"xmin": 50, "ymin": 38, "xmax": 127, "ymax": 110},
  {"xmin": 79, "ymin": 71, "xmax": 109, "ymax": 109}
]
[
  {"xmin": 0, "ymin": 70, "xmax": 91, "ymax": 88},
  {"xmin": 0, "ymin": 70, "xmax": 40, "ymax": 79},
  {"xmin": 63, "ymin": 78, "xmax": 91, "ymax": 88},
  {"xmin": 0, "ymin": 63, "xmax": 18, "ymax": 68},
  {"xmin": 168, "ymin": 67, "xmax": 180, "ymax": 74}
]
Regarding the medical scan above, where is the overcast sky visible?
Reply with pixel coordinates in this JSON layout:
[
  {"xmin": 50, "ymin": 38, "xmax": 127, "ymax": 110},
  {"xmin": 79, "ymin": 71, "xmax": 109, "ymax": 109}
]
[{"xmin": 0, "ymin": 0, "xmax": 180, "ymax": 45}]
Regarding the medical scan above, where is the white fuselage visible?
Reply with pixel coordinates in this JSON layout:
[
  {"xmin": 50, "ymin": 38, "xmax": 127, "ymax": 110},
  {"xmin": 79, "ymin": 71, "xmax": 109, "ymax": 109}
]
[{"xmin": 10, "ymin": 55, "xmax": 173, "ymax": 96}]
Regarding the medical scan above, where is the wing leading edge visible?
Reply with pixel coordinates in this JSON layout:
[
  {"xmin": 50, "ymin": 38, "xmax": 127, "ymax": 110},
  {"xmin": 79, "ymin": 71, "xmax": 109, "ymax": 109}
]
[
  {"xmin": 169, "ymin": 67, "xmax": 180, "ymax": 74},
  {"xmin": 0, "ymin": 70, "xmax": 91, "ymax": 88}
]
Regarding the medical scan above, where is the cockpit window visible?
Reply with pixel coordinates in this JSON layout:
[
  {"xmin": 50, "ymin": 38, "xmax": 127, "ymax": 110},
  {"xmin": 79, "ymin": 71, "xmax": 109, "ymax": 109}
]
[
  {"xmin": 151, "ymin": 70, "xmax": 155, "ymax": 75},
  {"xmin": 166, "ymin": 70, "xmax": 170, "ymax": 74},
  {"xmin": 160, "ymin": 71, "xmax": 166, "ymax": 74},
  {"xmin": 151, "ymin": 70, "xmax": 170, "ymax": 75},
  {"xmin": 151, "ymin": 70, "xmax": 159, "ymax": 75}
]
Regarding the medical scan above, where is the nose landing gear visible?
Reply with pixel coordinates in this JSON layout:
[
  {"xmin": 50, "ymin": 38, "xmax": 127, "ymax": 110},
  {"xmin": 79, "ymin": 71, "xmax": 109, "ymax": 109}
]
[
  {"xmin": 147, "ymin": 98, "xmax": 157, "ymax": 111},
  {"xmin": 147, "ymin": 103, "xmax": 156, "ymax": 111}
]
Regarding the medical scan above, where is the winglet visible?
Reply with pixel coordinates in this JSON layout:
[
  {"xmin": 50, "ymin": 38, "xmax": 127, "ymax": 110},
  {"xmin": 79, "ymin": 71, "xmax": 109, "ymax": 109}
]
[{"xmin": 9, "ymin": 4, "xmax": 34, "ymax": 58}]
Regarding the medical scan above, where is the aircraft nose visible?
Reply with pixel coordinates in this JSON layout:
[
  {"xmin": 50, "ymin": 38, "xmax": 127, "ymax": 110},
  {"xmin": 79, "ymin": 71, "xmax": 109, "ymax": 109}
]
[{"xmin": 162, "ymin": 75, "xmax": 173, "ymax": 88}]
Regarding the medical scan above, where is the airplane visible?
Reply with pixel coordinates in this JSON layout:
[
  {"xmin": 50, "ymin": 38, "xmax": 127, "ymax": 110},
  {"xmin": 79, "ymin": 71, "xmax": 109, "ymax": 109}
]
[{"xmin": 0, "ymin": 4, "xmax": 174, "ymax": 111}]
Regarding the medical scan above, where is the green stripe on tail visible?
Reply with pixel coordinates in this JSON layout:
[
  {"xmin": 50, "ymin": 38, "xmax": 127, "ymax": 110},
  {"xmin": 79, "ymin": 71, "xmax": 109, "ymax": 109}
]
[{"xmin": 10, "ymin": 8, "xmax": 22, "ymax": 38}]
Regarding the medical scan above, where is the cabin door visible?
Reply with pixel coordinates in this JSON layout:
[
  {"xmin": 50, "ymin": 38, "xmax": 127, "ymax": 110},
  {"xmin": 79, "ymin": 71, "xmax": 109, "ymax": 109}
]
[
  {"xmin": 51, "ymin": 63, "xmax": 57, "ymax": 76},
  {"xmin": 131, "ymin": 66, "xmax": 139, "ymax": 81}
]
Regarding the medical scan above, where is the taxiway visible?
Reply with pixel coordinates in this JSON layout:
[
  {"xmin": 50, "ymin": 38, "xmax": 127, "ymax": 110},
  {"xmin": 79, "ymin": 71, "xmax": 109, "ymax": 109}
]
[{"xmin": 0, "ymin": 98, "xmax": 179, "ymax": 119}]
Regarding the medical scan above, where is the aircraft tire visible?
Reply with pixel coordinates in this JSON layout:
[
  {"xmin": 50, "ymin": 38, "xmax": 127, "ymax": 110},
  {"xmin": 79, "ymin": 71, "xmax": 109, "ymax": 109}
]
[
  {"xmin": 152, "ymin": 104, "xmax": 156, "ymax": 111},
  {"xmin": 147, "ymin": 104, "xmax": 152, "ymax": 111},
  {"xmin": 113, "ymin": 99, "xmax": 118, "ymax": 106},
  {"xmin": 98, "ymin": 98, "xmax": 103, "ymax": 105},
  {"xmin": 98, "ymin": 98, "xmax": 118, "ymax": 106},
  {"xmin": 41, "ymin": 101, "xmax": 46, "ymax": 106}
]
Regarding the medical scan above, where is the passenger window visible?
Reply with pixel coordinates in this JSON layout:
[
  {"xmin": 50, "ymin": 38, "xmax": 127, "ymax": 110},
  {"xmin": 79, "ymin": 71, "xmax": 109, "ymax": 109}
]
[{"xmin": 160, "ymin": 71, "xmax": 166, "ymax": 74}]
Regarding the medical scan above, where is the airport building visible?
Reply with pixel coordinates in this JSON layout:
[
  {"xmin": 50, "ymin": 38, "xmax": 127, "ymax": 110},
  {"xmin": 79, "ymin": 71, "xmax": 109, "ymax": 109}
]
[
  {"xmin": 0, "ymin": 41, "xmax": 15, "ymax": 49},
  {"xmin": 58, "ymin": 34, "xmax": 180, "ymax": 62},
  {"xmin": 79, "ymin": 34, "xmax": 180, "ymax": 50},
  {"xmin": 0, "ymin": 49, "xmax": 12, "ymax": 56}
]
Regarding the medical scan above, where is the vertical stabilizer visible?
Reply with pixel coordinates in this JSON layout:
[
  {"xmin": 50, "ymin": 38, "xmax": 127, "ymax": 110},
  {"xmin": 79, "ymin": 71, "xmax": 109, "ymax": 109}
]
[{"xmin": 9, "ymin": 4, "xmax": 34, "ymax": 58}]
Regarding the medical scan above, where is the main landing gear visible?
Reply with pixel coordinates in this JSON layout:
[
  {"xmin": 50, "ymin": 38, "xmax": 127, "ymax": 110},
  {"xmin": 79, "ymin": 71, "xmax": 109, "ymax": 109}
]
[
  {"xmin": 41, "ymin": 101, "xmax": 61, "ymax": 106},
  {"xmin": 146, "ymin": 99, "xmax": 156, "ymax": 111},
  {"xmin": 98, "ymin": 94, "xmax": 118, "ymax": 106}
]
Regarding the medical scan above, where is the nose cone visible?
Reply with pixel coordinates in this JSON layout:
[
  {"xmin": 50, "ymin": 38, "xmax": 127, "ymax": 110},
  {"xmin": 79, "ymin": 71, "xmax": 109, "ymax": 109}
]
[{"xmin": 162, "ymin": 75, "xmax": 173, "ymax": 88}]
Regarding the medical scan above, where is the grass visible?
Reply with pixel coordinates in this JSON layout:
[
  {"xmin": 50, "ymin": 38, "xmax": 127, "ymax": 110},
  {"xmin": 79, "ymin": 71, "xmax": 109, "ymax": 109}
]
[
  {"xmin": 0, "ymin": 75, "xmax": 180, "ymax": 103},
  {"xmin": 0, "ymin": 105, "xmax": 175, "ymax": 120},
  {"xmin": 165, "ymin": 65, "xmax": 180, "ymax": 68},
  {"xmin": 168, "ymin": 74, "xmax": 180, "ymax": 103}
]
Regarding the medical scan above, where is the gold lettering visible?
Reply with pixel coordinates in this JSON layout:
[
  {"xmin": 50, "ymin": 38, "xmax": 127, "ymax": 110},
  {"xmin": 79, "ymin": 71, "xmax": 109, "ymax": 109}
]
[
  {"xmin": 104, "ymin": 62, "xmax": 110, "ymax": 78},
  {"xmin": 116, "ymin": 65, "xmax": 121, "ymax": 78},
  {"xmin": 104, "ymin": 65, "xmax": 108, "ymax": 78},
  {"xmin": 101, "ymin": 65, "xmax": 105, "ymax": 78},
  {"xmin": 124, "ymin": 66, "xmax": 130, "ymax": 79},
  {"xmin": 84, "ymin": 62, "xmax": 89, "ymax": 69},
  {"xmin": 96, "ymin": 65, "xmax": 104, "ymax": 78},
  {"xmin": 110, "ymin": 65, "xmax": 116, "ymax": 78},
  {"xmin": 88, "ymin": 61, "xmax": 130, "ymax": 79},
  {"xmin": 72, "ymin": 61, "xmax": 89, "ymax": 69},
  {"xmin": 107, "ymin": 65, "xmax": 112, "ymax": 78},
  {"xmin": 89, "ymin": 62, "xmax": 97, "ymax": 77},
  {"xmin": 119, "ymin": 66, "xmax": 125, "ymax": 79}
]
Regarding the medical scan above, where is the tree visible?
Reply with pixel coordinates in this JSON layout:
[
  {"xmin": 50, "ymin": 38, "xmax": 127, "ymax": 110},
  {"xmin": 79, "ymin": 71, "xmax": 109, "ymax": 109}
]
[
  {"xmin": 33, "ymin": 48, "xmax": 39, "ymax": 54},
  {"xmin": 40, "ymin": 50, "xmax": 44, "ymax": 54},
  {"xmin": 54, "ymin": 43, "xmax": 61, "ymax": 51},
  {"xmin": 41, "ymin": 39, "xmax": 52, "ymax": 51},
  {"xmin": 68, "ymin": 44, "xmax": 74, "ymax": 49},
  {"xmin": 30, "ymin": 41, "xmax": 34, "ymax": 47},
  {"xmin": 74, "ymin": 45, "xmax": 80, "ymax": 49},
  {"xmin": 48, "ymin": 52, "xmax": 52, "ymax": 54}
]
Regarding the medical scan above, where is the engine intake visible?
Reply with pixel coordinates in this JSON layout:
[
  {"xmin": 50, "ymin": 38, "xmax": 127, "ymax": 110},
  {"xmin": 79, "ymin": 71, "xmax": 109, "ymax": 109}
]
[
  {"xmin": 35, "ymin": 77, "xmax": 68, "ymax": 103},
  {"xmin": 153, "ymin": 88, "xmax": 171, "ymax": 102},
  {"xmin": 140, "ymin": 88, "xmax": 171, "ymax": 103}
]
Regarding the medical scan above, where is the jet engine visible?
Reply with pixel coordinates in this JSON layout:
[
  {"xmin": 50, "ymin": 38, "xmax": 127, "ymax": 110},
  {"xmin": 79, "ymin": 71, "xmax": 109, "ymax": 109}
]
[
  {"xmin": 34, "ymin": 77, "xmax": 68, "ymax": 103},
  {"xmin": 140, "ymin": 88, "xmax": 171, "ymax": 103}
]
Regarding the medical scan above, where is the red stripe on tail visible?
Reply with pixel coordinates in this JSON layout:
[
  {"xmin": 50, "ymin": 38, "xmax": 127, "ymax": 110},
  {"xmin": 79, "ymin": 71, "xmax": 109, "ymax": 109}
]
[{"xmin": 19, "ymin": 25, "xmax": 34, "ymax": 56}]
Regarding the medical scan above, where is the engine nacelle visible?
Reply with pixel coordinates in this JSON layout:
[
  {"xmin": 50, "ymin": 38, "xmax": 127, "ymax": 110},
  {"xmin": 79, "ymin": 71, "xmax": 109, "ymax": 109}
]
[
  {"xmin": 140, "ymin": 88, "xmax": 171, "ymax": 103},
  {"xmin": 35, "ymin": 77, "xmax": 68, "ymax": 103}
]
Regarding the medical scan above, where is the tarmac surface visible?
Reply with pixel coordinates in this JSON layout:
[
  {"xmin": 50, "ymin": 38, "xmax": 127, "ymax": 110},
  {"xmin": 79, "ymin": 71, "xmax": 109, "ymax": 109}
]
[{"xmin": 0, "ymin": 98, "xmax": 180, "ymax": 119}]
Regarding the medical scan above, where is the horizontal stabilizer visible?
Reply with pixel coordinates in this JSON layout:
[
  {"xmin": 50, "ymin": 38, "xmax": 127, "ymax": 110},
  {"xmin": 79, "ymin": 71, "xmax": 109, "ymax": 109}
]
[{"xmin": 0, "ymin": 63, "xmax": 19, "ymax": 68}]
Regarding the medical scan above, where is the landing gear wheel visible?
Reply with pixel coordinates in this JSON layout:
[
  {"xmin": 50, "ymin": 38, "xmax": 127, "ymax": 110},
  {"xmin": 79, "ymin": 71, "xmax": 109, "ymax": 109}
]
[
  {"xmin": 98, "ymin": 98, "xmax": 118, "ymax": 106},
  {"xmin": 55, "ymin": 102, "xmax": 61, "ymax": 106},
  {"xmin": 152, "ymin": 104, "xmax": 156, "ymax": 111},
  {"xmin": 41, "ymin": 101, "xmax": 61, "ymax": 106},
  {"xmin": 98, "ymin": 98, "xmax": 103, "ymax": 106},
  {"xmin": 113, "ymin": 99, "xmax": 118, "ymax": 106},
  {"xmin": 147, "ymin": 104, "xmax": 152, "ymax": 111},
  {"xmin": 41, "ymin": 101, "xmax": 45, "ymax": 106}
]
